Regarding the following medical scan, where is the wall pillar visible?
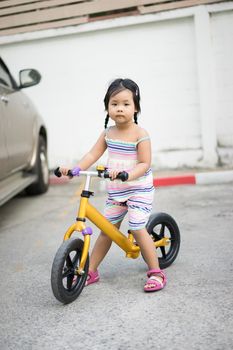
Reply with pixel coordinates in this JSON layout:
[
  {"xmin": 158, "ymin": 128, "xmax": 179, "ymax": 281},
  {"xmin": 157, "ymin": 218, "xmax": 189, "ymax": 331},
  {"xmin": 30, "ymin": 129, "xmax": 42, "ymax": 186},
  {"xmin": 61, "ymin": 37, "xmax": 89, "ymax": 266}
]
[{"xmin": 194, "ymin": 6, "xmax": 218, "ymax": 166}]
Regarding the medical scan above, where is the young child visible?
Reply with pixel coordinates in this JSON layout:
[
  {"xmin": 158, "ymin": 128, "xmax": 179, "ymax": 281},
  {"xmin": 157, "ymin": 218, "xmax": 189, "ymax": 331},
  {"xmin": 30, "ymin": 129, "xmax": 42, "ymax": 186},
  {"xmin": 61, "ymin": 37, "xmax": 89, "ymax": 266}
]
[{"xmin": 60, "ymin": 78, "xmax": 166, "ymax": 292}]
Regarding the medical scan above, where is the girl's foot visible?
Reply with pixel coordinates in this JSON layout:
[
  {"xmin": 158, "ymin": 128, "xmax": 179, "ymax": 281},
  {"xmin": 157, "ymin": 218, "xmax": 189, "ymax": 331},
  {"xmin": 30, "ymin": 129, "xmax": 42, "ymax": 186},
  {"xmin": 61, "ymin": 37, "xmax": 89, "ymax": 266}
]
[
  {"xmin": 85, "ymin": 270, "xmax": 100, "ymax": 286},
  {"xmin": 144, "ymin": 269, "xmax": 167, "ymax": 292}
]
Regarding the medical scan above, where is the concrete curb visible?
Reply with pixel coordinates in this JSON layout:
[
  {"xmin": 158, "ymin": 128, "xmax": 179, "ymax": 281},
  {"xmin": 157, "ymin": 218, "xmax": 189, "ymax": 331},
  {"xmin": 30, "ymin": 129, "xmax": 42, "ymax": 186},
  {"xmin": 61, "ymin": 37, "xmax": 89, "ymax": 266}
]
[
  {"xmin": 154, "ymin": 170, "xmax": 233, "ymax": 187},
  {"xmin": 50, "ymin": 169, "xmax": 233, "ymax": 187}
]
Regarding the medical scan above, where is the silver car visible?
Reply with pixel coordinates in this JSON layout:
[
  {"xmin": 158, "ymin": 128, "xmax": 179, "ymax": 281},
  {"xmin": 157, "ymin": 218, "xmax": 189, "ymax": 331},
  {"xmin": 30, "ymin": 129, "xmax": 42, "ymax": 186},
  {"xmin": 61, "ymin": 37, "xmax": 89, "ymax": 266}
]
[{"xmin": 0, "ymin": 57, "xmax": 49, "ymax": 206}]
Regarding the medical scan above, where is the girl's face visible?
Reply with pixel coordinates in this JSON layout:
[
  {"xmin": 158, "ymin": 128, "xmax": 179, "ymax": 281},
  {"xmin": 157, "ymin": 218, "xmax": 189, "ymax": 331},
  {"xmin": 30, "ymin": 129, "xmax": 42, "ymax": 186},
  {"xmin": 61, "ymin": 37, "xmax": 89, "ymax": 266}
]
[{"xmin": 108, "ymin": 89, "xmax": 137, "ymax": 126}]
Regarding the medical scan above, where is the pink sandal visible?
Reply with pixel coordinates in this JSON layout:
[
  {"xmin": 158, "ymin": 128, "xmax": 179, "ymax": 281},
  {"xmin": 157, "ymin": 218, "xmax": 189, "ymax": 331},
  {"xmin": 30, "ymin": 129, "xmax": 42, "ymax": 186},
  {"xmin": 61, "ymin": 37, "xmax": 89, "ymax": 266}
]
[
  {"xmin": 144, "ymin": 269, "xmax": 167, "ymax": 292},
  {"xmin": 85, "ymin": 270, "xmax": 100, "ymax": 286}
]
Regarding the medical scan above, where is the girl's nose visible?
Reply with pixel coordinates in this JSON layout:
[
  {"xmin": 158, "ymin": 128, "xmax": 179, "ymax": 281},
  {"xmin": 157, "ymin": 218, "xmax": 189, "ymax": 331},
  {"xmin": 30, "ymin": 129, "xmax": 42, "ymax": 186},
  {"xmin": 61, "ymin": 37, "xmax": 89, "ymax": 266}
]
[{"xmin": 117, "ymin": 105, "xmax": 123, "ymax": 112}]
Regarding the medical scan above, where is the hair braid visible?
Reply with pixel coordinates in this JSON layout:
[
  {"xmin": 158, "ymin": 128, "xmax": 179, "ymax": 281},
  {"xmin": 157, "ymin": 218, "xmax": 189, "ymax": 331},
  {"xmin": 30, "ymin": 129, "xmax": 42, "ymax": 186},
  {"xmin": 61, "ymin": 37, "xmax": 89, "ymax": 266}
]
[
  {"xmin": 134, "ymin": 113, "xmax": 138, "ymax": 124},
  {"xmin": 104, "ymin": 114, "xmax": 109, "ymax": 129}
]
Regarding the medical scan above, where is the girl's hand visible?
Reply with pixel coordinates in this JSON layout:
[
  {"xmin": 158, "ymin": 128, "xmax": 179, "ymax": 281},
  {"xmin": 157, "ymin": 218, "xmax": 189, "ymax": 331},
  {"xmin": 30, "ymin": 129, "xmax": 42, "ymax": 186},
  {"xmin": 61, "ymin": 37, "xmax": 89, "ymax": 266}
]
[
  {"xmin": 109, "ymin": 170, "xmax": 120, "ymax": 181},
  {"xmin": 59, "ymin": 167, "xmax": 70, "ymax": 176}
]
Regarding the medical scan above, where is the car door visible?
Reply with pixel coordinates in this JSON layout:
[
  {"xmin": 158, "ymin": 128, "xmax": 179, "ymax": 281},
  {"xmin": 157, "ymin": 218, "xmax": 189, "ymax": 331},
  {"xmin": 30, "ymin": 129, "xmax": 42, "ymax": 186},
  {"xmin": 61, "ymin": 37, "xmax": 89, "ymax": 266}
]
[
  {"xmin": 0, "ymin": 58, "xmax": 35, "ymax": 174},
  {"xmin": 0, "ymin": 95, "xmax": 8, "ymax": 180}
]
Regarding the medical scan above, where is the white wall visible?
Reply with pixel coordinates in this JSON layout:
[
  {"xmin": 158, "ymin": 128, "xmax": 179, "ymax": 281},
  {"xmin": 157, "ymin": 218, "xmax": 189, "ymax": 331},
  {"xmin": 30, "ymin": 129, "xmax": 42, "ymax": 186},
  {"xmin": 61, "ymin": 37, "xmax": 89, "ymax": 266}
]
[
  {"xmin": 0, "ymin": 2, "xmax": 232, "ymax": 170},
  {"xmin": 211, "ymin": 9, "xmax": 233, "ymax": 165}
]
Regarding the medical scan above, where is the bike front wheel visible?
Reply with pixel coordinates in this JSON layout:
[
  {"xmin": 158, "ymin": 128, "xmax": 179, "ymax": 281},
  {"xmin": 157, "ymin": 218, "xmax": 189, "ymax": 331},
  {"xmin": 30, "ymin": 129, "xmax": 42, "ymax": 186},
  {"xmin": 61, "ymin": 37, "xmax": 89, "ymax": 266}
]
[
  {"xmin": 51, "ymin": 238, "xmax": 89, "ymax": 304},
  {"xmin": 146, "ymin": 212, "xmax": 180, "ymax": 269}
]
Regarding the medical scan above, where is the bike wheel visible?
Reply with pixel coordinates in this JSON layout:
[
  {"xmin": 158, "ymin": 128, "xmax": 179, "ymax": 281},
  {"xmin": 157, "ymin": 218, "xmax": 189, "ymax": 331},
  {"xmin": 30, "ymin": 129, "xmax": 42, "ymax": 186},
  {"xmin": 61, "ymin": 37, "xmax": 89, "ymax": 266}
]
[
  {"xmin": 146, "ymin": 212, "xmax": 180, "ymax": 269},
  {"xmin": 51, "ymin": 238, "xmax": 89, "ymax": 304}
]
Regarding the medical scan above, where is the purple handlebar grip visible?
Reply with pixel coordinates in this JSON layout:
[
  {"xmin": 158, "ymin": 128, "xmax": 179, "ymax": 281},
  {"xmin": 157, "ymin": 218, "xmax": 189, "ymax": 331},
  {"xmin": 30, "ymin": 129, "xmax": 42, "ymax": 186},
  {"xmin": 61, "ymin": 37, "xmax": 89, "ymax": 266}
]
[{"xmin": 71, "ymin": 166, "xmax": 81, "ymax": 176}]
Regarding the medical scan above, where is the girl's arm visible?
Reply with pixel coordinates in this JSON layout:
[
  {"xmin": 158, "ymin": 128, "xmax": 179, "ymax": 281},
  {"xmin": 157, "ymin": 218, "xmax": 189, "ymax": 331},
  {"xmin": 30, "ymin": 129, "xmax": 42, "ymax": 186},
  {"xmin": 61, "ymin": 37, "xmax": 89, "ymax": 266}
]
[
  {"xmin": 128, "ymin": 138, "xmax": 151, "ymax": 181},
  {"xmin": 78, "ymin": 131, "xmax": 107, "ymax": 170},
  {"xmin": 60, "ymin": 131, "xmax": 107, "ymax": 174}
]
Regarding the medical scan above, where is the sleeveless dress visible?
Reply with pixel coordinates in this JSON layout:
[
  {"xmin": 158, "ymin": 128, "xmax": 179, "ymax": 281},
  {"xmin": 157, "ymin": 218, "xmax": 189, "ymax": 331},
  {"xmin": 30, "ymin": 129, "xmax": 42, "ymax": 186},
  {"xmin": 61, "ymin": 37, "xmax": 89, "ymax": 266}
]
[{"xmin": 104, "ymin": 132, "xmax": 155, "ymax": 231}]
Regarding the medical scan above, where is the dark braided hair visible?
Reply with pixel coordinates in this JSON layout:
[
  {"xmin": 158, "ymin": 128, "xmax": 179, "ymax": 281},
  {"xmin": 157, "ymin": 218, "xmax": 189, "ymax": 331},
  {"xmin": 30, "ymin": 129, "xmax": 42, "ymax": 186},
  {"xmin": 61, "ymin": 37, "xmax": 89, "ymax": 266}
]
[
  {"xmin": 104, "ymin": 78, "xmax": 141, "ymax": 129},
  {"xmin": 104, "ymin": 114, "xmax": 109, "ymax": 129}
]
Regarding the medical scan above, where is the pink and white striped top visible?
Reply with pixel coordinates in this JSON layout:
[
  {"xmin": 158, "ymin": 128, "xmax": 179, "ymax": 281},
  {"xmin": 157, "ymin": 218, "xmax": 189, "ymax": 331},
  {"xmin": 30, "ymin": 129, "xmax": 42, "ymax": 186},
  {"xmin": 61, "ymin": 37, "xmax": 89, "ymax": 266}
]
[{"xmin": 105, "ymin": 135, "xmax": 154, "ymax": 202}]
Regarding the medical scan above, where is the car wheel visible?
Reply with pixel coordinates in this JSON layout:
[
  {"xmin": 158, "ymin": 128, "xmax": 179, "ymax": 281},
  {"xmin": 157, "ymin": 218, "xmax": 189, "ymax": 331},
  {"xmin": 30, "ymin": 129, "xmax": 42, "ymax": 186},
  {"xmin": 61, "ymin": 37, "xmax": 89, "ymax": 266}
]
[{"xmin": 26, "ymin": 135, "xmax": 49, "ymax": 195}]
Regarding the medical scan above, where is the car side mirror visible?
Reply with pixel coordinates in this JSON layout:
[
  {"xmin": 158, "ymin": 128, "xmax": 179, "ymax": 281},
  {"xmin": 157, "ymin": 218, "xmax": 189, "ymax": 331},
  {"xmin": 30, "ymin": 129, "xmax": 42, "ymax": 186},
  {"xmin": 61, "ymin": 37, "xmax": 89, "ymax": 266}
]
[{"xmin": 19, "ymin": 69, "xmax": 41, "ymax": 88}]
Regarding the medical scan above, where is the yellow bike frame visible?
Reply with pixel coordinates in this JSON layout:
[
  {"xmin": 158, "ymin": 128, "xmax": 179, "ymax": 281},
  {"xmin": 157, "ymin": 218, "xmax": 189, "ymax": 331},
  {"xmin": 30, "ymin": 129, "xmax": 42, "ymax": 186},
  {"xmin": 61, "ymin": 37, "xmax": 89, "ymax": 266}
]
[{"xmin": 63, "ymin": 182, "xmax": 170, "ymax": 275}]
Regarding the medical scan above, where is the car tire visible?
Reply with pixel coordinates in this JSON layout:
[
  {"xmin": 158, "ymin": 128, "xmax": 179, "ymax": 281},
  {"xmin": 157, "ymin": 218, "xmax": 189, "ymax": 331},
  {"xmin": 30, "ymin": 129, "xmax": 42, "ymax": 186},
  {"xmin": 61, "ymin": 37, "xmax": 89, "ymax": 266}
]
[{"xmin": 26, "ymin": 135, "xmax": 49, "ymax": 195}]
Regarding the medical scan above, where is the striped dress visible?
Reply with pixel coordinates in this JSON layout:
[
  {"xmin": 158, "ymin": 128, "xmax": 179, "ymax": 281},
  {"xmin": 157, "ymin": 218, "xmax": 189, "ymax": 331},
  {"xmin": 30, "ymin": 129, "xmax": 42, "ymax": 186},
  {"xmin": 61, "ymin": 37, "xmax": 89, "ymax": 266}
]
[{"xmin": 104, "ymin": 135, "xmax": 154, "ymax": 230}]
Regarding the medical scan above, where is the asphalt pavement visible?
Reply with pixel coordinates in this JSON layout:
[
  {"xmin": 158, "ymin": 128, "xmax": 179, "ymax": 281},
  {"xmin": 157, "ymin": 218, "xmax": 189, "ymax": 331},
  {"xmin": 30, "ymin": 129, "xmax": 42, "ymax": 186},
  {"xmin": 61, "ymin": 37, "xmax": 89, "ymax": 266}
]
[{"xmin": 0, "ymin": 179, "xmax": 233, "ymax": 350}]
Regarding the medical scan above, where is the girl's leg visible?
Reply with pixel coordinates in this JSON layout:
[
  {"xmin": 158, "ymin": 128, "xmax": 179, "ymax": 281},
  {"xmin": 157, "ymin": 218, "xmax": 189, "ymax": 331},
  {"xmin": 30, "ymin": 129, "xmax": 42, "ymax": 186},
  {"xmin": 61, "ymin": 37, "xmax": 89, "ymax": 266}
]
[
  {"xmin": 89, "ymin": 199, "xmax": 127, "ymax": 272},
  {"xmin": 127, "ymin": 196, "xmax": 165, "ymax": 290},
  {"xmin": 131, "ymin": 228, "xmax": 159, "ymax": 270},
  {"xmin": 89, "ymin": 221, "xmax": 121, "ymax": 272},
  {"xmin": 132, "ymin": 228, "xmax": 165, "ymax": 289}
]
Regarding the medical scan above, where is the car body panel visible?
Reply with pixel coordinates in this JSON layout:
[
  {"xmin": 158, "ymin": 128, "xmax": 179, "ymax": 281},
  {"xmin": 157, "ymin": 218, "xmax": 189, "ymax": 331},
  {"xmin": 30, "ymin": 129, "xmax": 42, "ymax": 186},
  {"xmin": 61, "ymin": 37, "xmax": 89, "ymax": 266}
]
[
  {"xmin": 0, "ymin": 97, "xmax": 8, "ymax": 180},
  {"xmin": 0, "ymin": 56, "xmax": 49, "ymax": 205},
  {"xmin": 1, "ymin": 85, "xmax": 35, "ymax": 173}
]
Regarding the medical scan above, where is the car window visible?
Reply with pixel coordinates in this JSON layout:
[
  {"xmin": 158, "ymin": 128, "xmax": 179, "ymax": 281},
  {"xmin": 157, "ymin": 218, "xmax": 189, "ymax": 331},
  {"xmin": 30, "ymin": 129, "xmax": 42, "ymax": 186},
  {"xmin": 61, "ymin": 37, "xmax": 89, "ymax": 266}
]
[{"xmin": 0, "ymin": 60, "xmax": 14, "ymax": 88}]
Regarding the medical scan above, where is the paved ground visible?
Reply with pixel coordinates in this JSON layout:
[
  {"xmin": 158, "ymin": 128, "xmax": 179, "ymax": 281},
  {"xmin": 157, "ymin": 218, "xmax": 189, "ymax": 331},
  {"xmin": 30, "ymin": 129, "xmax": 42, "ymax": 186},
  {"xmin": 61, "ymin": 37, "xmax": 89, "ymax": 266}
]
[{"xmin": 0, "ymin": 180, "xmax": 233, "ymax": 350}]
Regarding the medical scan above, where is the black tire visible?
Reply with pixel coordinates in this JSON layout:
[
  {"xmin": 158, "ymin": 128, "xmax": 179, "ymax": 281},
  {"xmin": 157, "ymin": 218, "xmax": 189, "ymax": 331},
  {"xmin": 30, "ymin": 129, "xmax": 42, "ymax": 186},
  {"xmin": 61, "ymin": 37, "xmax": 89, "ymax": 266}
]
[
  {"xmin": 51, "ymin": 238, "xmax": 89, "ymax": 304},
  {"xmin": 26, "ymin": 135, "xmax": 49, "ymax": 195},
  {"xmin": 146, "ymin": 212, "xmax": 180, "ymax": 269}
]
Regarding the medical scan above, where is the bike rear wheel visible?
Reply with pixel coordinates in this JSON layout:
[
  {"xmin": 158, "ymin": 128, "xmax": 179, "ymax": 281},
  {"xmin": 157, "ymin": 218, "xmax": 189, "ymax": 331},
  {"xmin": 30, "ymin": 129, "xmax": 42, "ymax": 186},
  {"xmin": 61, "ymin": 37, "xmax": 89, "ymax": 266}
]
[
  {"xmin": 51, "ymin": 238, "xmax": 89, "ymax": 304},
  {"xmin": 146, "ymin": 212, "xmax": 180, "ymax": 269}
]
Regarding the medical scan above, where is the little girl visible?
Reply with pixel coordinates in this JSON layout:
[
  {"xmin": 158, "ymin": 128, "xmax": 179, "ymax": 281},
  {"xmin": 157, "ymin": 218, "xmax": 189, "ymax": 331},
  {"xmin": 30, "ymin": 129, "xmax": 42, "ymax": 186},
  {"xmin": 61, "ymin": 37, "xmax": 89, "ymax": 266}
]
[{"xmin": 60, "ymin": 78, "xmax": 166, "ymax": 292}]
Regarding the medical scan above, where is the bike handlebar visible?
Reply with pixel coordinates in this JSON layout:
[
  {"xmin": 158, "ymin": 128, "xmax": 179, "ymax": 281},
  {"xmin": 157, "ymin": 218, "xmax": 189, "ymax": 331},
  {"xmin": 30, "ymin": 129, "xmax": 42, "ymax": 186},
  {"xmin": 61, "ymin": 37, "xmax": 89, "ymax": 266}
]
[
  {"xmin": 54, "ymin": 167, "xmax": 129, "ymax": 182},
  {"xmin": 103, "ymin": 170, "xmax": 128, "ymax": 182},
  {"xmin": 54, "ymin": 167, "xmax": 62, "ymax": 177}
]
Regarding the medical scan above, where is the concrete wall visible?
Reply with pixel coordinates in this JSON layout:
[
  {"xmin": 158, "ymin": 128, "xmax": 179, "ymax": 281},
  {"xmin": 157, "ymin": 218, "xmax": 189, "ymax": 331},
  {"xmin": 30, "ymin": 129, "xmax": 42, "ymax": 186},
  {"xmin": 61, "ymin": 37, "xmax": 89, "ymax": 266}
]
[
  {"xmin": 211, "ymin": 9, "xmax": 233, "ymax": 165},
  {"xmin": 0, "ymin": 2, "xmax": 232, "ymax": 170}
]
